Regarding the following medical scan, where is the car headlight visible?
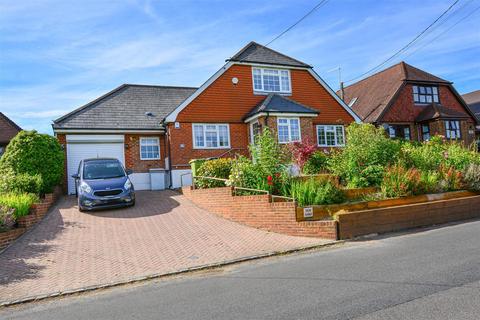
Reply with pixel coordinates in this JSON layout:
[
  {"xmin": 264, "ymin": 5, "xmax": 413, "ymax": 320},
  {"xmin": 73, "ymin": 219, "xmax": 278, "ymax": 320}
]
[
  {"xmin": 80, "ymin": 181, "xmax": 92, "ymax": 194},
  {"xmin": 124, "ymin": 179, "xmax": 132, "ymax": 190}
]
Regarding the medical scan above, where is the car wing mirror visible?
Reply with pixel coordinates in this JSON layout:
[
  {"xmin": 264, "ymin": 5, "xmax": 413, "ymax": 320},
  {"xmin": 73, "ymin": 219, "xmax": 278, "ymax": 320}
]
[
  {"xmin": 71, "ymin": 174, "xmax": 79, "ymax": 179},
  {"xmin": 126, "ymin": 169, "xmax": 133, "ymax": 175}
]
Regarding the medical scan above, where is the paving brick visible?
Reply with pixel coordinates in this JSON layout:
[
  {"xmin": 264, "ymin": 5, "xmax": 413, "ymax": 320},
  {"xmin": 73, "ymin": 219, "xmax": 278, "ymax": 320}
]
[{"xmin": 0, "ymin": 191, "xmax": 329, "ymax": 304}]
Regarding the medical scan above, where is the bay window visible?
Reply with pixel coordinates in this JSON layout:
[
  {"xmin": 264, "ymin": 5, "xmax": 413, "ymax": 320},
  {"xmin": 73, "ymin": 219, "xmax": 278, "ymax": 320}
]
[
  {"xmin": 252, "ymin": 68, "xmax": 291, "ymax": 93},
  {"xmin": 317, "ymin": 125, "xmax": 345, "ymax": 147},
  {"xmin": 277, "ymin": 118, "xmax": 300, "ymax": 143},
  {"xmin": 193, "ymin": 124, "xmax": 230, "ymax": 149},
  {"xmin": 421, "ymin": 124, "xmax": 430, "ymax": 141}
]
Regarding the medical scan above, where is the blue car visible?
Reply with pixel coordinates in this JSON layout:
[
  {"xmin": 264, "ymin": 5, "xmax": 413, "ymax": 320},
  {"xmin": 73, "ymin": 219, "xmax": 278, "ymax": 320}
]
[{"xmin": 72, "ymin": 158, "xmax": 135, "ymax": 212}]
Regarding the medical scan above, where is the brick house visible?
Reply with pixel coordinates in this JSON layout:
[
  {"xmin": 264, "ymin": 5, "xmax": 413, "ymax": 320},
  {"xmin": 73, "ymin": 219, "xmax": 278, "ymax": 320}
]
[
  {"xmin": 462, "ymin": 90, "xmax": 480, "ymax": 149},
  {"xmin": 0, "ymin": 112, "xmax": 21, "ymax": 157},
  {"xmin": 53, "ymin": 41, "xmax": 360, "ymax": 193},
  {"xmin": 342, "ymin": 61, "xmax": 477, "ymax": 144}
]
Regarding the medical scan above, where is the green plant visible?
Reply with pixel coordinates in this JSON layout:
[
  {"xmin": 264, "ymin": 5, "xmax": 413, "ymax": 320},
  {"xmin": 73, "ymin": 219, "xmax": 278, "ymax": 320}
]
[
  {"xmin": 418, "ymin": 171, "xmax": 442, "ymax": 194},
  {"xmin": 0, "ymin": 131, "xmax": 64, "ymax": 193},
  {"xmin": 0, "ymin": 193, "xmax": 39, "ymax": 219},
  {"xmin": 0, "ymin": 168, "xmax": 43, "ymax": 194},
  {"xmin": 286, "ymin": 137, "xmax": 317, "ymax": 172},
  {"xmin": 439, "ymin": 165, "xmax": 464, "ymax": 191},
  {"xmin": 381, "ymin": 164, "xmax": 422, "ymax": 198},
  {"xmin": 303, "ymin": 150, "xmax": 329, "ymax": 175},
  {"xmin": 463, "ymin": 163, "xmax": 480, "ymax": 191},
  {"xmin": 249, "ymin": 127, "xmax": 288, "ymax": 177},
  {"xmin": 0, "ymin": 206, "xmax": 16, "ymax": 231},
  {"xmin": 328, "ymin": 124, "xmax": 401, "ymax": 187},
  {"xmin": 290, "ymin": 178, "xmax": 345, "ymax": 207},
  {"xmin": 196, "ymin": 158, "xmax": 233, "ymax": 188}
]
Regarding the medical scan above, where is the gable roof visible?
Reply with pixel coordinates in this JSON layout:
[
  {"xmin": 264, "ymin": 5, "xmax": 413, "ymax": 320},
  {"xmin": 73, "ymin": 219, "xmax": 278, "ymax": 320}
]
[
  {"xmin": 244, "ymin": 94, "xmax": 318, "ymax": 121},
  {"xmin": 0, "ymin": 112, "xmax": 21, "ymax": 144},
  {"xmin": 227, "ymin": 41, "xmax": 312, "ymax": 68},
  {"xmin": 53, "ymin": 84, "xmax": 197, "ymax": 131},
  {"xmin": 462, "ymin": 90, "xmax": 480, "ymax": 123},
  {"xmin": 342, "ymin": 61, "xmax": 451, "ymax": 123}
]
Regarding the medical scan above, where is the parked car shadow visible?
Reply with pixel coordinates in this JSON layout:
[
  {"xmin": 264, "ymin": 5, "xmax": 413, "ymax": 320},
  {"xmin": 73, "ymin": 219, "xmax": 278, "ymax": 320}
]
[
  {"xmin": 0, "ymin": 197, "xmax": 77, "ymax": 287},
  {"xmin": 82, "ymin": 190, "xmax": 181, "ymax": 219}
]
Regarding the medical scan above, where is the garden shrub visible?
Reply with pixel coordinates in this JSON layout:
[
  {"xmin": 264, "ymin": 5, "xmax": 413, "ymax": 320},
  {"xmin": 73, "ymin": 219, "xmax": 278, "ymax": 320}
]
[
  {"xmin": 196, "ymin": 158, "xmax": 233, "ymax": 188},
  {"xmin": 289, "ymin": 178, "xmax": 345, "ymax": 207},
  {"xmin": 0, "ymin": 168, "xmax": 43, "ymax": 194},
  {"xmin": 381, "ymin": 164, "xmax": 422, "ymax": 198},
  {"xmin": 328, "ymin": 124, "xmax": 401, "ymax": 188},
  {"xmin": 250, "ymin": 127, "xmax": 288, "ymax": 176},
  {"xmin": 438, "ymin": 165, "xmax": 464, "ymax": 192},
  {"xmin": 0, "ymin": 206, "xmax": 16, "ymax": 231},
  {"xmin": 0, "ymin": 131, "xmax": 64, "ymax": 193},
  {"xmin": 303, "ymin": 150, "xmax": 329, "ymax": 175},
  {"xmin": 0, "ymin": 193, "xmax": 39, "ymax": 219},
  {"xmin": 286, "ymin": 137, "xmax": 317, "ymax": 173},
  {"xmin": 463, "ymin": 163, "xmax": 480, "ymax": 191},
  {"xmin": 418, "ymin": 171, "xmax": 442, "ymax": 194}
]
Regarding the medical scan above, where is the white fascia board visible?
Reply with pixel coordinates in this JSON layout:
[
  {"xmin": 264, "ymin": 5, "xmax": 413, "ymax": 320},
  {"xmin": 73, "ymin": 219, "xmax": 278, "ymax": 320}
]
[
  {"xmin": 233, "ymin": 61, "xmax": 311, "ymax": 70},
  {"xmin": 307, "ymin": 69, "xmax": 362, "ymax": 123},
  {"xmin": 244, "ymin": 112, "xmax": 317, "ymax": 123},
  {"xmin": 165, "ymin": 62, "xmax": 234, "ymax": 123},
  {"xmin": 54, "ymin": 129, "xmax": 164, "ymax": 134}
]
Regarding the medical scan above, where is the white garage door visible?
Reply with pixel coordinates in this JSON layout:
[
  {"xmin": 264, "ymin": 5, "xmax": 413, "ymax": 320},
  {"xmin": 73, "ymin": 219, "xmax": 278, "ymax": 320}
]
[{"xmin": 66, "ymin": 135, "xmax": 125, "ymax": 195}]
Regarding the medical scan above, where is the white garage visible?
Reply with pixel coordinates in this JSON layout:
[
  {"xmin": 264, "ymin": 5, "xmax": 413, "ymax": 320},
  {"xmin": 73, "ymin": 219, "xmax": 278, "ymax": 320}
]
[{"xmin": 66, "ymin": 135, "xmax": 125, "ymax": 194}]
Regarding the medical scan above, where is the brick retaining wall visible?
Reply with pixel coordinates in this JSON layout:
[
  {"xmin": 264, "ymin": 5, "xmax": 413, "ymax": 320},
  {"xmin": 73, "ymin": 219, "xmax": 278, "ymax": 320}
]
[
  {"xmin": 182, "ymin": 187, "xmax": 338, "ymax": 240},
  {"xmin": 337, "ymin": 195, "xmax": 480, "ymax": 239},
  {"xmin": 0, "ymin": 228, "xmax": 26, "ymax": 249}
]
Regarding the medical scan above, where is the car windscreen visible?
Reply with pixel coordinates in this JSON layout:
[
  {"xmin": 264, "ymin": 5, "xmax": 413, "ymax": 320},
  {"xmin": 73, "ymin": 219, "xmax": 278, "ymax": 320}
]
[{"xmin": 83, "ymin": 160, "xmax": 125, "ymax": 180}]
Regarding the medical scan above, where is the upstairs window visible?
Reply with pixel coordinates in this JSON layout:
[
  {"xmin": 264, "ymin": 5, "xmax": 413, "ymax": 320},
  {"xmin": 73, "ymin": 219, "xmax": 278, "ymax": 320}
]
[
  {"xmin": 277, "ymin": 118, "xmax": 300, "ymax": 143},
  {"xmin": 193, "ymin": 124, "xmax": 230, "ymax": 149},
  {"xmin": 140, "ymin": 137, "xmax": 160, "ymax": 160},
  {"xmin": 317, "ymin": 125, "xmax": 345, "ymax": 147},
  {"xmin": 445, "ymin": 120, "xmax": 461, "ymax": 139},
  {"xmin": 252, "ymin": 68, "xmax": 291, "ymax": 93},
  {"xmin": 413, "ymin": 85, "xmax": 439, "ymax": 104}
]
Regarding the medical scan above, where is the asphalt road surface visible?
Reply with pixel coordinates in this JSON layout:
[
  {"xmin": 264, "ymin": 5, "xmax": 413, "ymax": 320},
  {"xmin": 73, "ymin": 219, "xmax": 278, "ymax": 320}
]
[{"xmin": 2, "ymin": 219, "xmax": 480, "ymax": 320}]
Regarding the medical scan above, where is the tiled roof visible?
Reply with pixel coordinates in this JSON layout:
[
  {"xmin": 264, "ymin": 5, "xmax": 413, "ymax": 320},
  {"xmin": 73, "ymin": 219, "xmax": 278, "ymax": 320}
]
[
  {"xmin": 415, "ymin": 104, "xmax": 471, "ymax": 122},
  {"xmin": 227, "ymin": 41, "xmax": 312, "ymax": 68},
  {"xmin": 0, "ymin": 112, "xmax": 21, "ymax": 144},
  {"xmin": 462, "ymin": 90, "xmax": 480, "ymax": 122},
  {"xmin": 53, "ymin": 84, "xmax": 197, "ymax": 130},
  {"xmin": 245, "ymin": 94, "xmax": 318, "ymax": 120},
  {"xmin": 342, "ymin": 61, "xmax": 451, "ymax": 123}
]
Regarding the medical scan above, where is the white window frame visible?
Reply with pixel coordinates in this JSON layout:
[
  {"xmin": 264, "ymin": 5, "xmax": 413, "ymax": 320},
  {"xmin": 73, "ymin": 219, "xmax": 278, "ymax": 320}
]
[
  {"xmin": 316, "ymin": 125, "xmax": 345, "ymax": 147},
  {"xmin": 192, "ymin": 123, "xmax": 231, "ymax": 149},
  {"xmin": 252, "ymin": 67, "xmax": 292, "ymax": 94},
  {"xmin": 445, "ymin": 120, "xmax": 461, "ymax": 140},
  {"xmin": 277, "ymin": 117, "xmax": 301, "ymax": 144},
  {"xmin": 249, "ymin": 120, "xmax": 261, "ymax": 144},
  {"xmin": 139, "ymin": 137, "xmax": 160, "ymax": 160},
  {"xmin": 413, "ymin": 85, "xmax": 439, "ymax": 104}
]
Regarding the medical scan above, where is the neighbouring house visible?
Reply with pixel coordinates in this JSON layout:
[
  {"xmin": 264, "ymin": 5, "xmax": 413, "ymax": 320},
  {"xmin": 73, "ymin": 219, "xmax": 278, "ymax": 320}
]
[
  {"xmin": 53, "ymin": 41, "xmax": 360, "ymax": 194},
  {"xmin": 462, "ymin": 90, "xmax": 480, "ymax": 148},
  {"xmin": 342, "ymin": 61, "xmax": 478, "ymax": 145},
  {"xmin": 0, "ymin": 112, "xmax": 21, "ymax": 157}
]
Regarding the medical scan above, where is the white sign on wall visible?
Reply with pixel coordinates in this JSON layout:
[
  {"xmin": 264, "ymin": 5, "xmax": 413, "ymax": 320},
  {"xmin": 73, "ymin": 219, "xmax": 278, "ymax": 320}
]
[{"xmin": 303, "ymin": 207, "xmax": 313, "ymax": 218}]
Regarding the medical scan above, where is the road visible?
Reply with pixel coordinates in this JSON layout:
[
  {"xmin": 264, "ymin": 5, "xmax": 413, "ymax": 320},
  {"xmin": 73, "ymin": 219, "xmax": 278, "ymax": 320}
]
[{"xmin": 2, "ymin": 219, "xmax": 480, "ymax": 320}]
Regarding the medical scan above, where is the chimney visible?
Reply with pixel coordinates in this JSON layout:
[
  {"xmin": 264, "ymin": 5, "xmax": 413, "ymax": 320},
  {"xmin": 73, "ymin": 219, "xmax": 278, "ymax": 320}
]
[{"xmin": 340, "ymin": 82, "xmax": 345, "ymax": 101}]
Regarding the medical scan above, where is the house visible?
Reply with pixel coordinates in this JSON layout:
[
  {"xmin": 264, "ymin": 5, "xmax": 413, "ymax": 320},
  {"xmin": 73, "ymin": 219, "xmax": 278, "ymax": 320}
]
[
  {"xmin": 53, "ymin": 41, "xmax": 360, "ymax": 194},
  {"xmin": 462, "ymin": 89, "xmax": 480, "ymax": 146},
  {"xmin": 342, "ymin": 62, "xmax": 477, "ymax": 144},
  {"xmin": 0, "ymin": 112, "xmax": 21, "ymax": 157}
]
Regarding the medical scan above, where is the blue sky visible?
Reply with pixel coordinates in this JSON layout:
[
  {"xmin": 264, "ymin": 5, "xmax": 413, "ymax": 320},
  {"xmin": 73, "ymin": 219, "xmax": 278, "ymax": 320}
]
[{"xmin": 1, "ymin": 0, "xmax": 479, "ymax": 134}]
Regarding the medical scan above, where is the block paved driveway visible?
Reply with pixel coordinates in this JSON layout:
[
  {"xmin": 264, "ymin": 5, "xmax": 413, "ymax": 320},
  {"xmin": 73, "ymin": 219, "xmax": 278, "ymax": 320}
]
[{"xmin": 0, "ymin": 190, "xmax": 330, "ymax": 304}]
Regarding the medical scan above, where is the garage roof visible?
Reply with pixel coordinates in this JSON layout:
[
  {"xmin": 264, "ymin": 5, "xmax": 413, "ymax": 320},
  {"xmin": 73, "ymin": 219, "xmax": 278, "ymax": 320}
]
[{"xmin": 53, "ymin": 84, "xmax": 197, "ymax": 131}]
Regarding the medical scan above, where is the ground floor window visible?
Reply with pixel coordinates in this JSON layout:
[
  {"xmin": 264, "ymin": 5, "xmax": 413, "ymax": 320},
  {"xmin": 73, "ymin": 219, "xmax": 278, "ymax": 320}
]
[
  {"xmin": 387, "ymin": 125, "xmax": 411, "ymax": 140},
  {"xmin": 193, "ymin": 123, "xmax": 230, "ymax": 149},
  {"xmin": 250, "ymin": 121, "xmax": 261, "ymax": 144},
  {"xmin": 317, "ymin": 125, "xmax": 345, "ymax": 147},
  {"xmin": 140, "ymin": 137, "xmax": 160, "ymax": 160},
  {"xmin": 277, "ymin": 118, "xmax": 301, "ymax": 143},
  {"xmin": 445, "ymin": 120, "xmax": 461, "ymax": 139},
  {"xmin": 421, "ymin": 124, "xmax": 430, "ymax": 141}
]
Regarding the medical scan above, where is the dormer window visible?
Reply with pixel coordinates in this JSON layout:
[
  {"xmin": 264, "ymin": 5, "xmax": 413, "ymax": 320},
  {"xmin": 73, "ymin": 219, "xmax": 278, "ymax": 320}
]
[
  {"xmin": 252, "ymin": 67, "xmax": 291, "ymax": 93},
  {"xmin": 413, "ymin": 85, "xmax": 439, "ymax": 104}
]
